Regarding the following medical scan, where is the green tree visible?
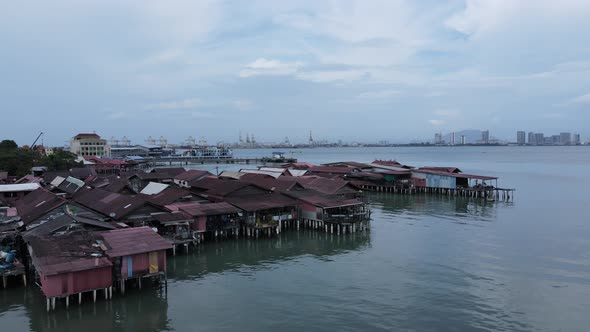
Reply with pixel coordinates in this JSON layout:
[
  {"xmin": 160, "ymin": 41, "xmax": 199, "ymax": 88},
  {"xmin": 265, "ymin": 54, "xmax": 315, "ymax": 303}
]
[{"xmin": 0, "ymin": 140, "xmax": 33, "ymax": 177}]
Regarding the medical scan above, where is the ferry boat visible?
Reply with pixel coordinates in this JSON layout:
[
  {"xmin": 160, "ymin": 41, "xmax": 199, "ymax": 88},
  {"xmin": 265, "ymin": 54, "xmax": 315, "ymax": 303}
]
[{"xmin": 174, "ymin": 145, "xmax": 233, "ymax": 159}]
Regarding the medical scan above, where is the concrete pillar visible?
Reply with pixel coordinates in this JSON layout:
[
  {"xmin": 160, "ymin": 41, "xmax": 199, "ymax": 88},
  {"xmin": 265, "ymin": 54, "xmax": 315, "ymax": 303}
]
[
  {"xmin": 52, "ymin": 297, "xmax": 56, "ymax": 310},
  {"xmin": 93, "ymin": 290, "xmax": 97, "ymax": 303},
  {"xmin": 47, "ymin": 298, "xmax": 50, "ymax": 312},
  {"xmin": 79, "ymin": 293, "xmax": 82, "ymax": 304},
  {"xmin": 66, "ymin": 295, "xmax": 69, "ymax": 308}
]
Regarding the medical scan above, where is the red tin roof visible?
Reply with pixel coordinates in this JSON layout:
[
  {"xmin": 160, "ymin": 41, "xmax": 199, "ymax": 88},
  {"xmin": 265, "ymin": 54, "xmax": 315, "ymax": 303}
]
[
  {"xmin": 100, "ymin": 226, "xmax": 172, "ymax": 257},
  {"xmin": 74, "ymin": 188, "xmax": 146, "ymax": 220},
  {"xmin": 15, "ymin": 188, "xmax": 67, "ymax": 225},
  {"xmin": 179, "ymin": 202, "xmax": 241, "ymax": 217},
  {"xmin": 225, "ymin": 193, "xmax": 298, "ymax": 212}
]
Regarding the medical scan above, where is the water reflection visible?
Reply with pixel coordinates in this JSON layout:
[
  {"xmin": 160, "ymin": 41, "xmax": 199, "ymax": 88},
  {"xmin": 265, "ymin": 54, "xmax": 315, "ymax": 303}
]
[
  {"xmin": 369, "ymin": 192, "xmax": 502, "ymax": 223},
  {"xmin": 168, "ymin": 229, "xmax": 371, "ymax": 281},
  {"xmin": 0, "ymin": 229, "xmax": 370, "ymax": 332},
  {"xmin": 20, "ymin": 286, "xmax": 170, "ymax": 332}
]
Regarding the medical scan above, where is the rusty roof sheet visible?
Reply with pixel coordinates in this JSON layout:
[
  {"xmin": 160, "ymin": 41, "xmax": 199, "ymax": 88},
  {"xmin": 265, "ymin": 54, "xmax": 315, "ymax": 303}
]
[
  {"xmin": 322, "ymin": 161, "xmax": 370, "ymax": 168},
  {"xmin": 74, "ymin": 188, "xmax": 147, "ymax": 220},
  {"xmin": 70, "ymin": 168, "xmax": 97, "ymax": 179},
  {"xmin": 152, "ymin": 167, "xmax": 186, "ymax": 177},
  {"xmin": 412, "ymin": 169, "xmax": 497, "ymax": 180},
  {"xmin": 100, "ymin": 226, "xmax": 172, "ymax": 257},
  {"xmin": 240, "ymin": 177, "xmax": 302, "ymax": 192},
  {"xmin": 308, "ymin": 166, "xmax": 358, "ymax": 174},
  {"xmin": 239, "ymin": 169, "xmax": 283, "ymax": 179},
  {"xmin": 15, "ymin": 188, "xmax": 67, "ymax": 225},
  {"xmin": 151, "ymin": 212, "xmax": 192, "ymax": 224},
  {"xmin": 26, "ymin": 231, "xmax": 112, "ymax": 276},
  {"xmin": 174, "ymin": 169, "xmax": 211, "ymax": 182},
  {"xmin": 179, "ymin": 202, "xmax": 241, "ymax": 217},
  {"xmin": 43, "ymin": 171, "xmax": 71, "ymax": 184},
  {"xmin": 139, "ymin": 186, "xmax": 192, "ymax": 207},
  {"xmin": 277, "ymin": 177, "xmax": 356, "ymax": 195},
  {"xmin": 419, "ymin": 166, "xmax": 462, "ymax": 173},
  {"xmin": 102, "ymin": 177, "xmax": 131, "ymax": 193},
  {"xmin": 292, "ymin": 195, "xmax": 364, "ymax": 209},
  {"xmin": 225, "ymin": 193, "xmax": 298, "ymax": 212},
  {"xmin": 189, "ymin": 177, "xmax": 251, "ymax": 195}
]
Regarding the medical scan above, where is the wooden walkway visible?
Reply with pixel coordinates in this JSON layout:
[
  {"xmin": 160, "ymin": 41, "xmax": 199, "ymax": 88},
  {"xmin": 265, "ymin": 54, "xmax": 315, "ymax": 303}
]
[
  {"xmin": 138, "ymin": 157, "xmax": 297, "ymax": 167},
  {"xmin": 356, "ymin": 184, "xmax": 515, "ymax": 201}
]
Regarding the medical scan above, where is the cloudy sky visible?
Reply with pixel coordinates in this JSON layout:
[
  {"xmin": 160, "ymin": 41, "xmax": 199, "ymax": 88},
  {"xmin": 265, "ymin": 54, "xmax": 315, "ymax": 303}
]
[{"xmin": 1, "ymin": 0, "xmax": 589, "ymax": 146}]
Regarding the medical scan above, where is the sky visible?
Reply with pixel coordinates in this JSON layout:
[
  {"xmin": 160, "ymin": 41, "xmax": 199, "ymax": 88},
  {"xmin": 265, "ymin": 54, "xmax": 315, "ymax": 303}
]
[{"xmin": 1, "ymin": 0, "xmax": 590, "ymax": 146}]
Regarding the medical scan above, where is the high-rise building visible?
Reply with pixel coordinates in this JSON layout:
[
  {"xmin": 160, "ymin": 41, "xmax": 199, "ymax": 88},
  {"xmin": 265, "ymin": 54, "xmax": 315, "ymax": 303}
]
[
  {"xmin": 573, "ymin": 133, "xmax": 581, "ymax": 145},
  {"xmin": 460, "ymin": 135, "xmax": 466, "ymax": 145},
  {"xmin": 559, "ymin": 132, "xmax": 572, "ymax": 145},
  {"xmin": 481, "ymin": 130, "xmax": 490, "ymax": 144},
  {"xmin": 450, "ymin": 132, "xmax": 455, "ymax": 145},
  {"xmin": 517, "ymin": 131, "xmax": 526, "ymax": 145},
  {"xmin": 528, "ymin": 132, "xmax": 535, "ymax": 145},
  {"xmin": 434, "ymin": 133, "xmax": 443, "ymax": 145},
  {"xmin": 534, "ymin": 133, "xmax": 545, "ymax": 145}
]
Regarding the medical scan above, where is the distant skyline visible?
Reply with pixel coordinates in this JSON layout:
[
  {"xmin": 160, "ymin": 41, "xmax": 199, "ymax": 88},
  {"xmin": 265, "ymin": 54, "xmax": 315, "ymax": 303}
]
[{"xmin": 2, "ymin": 1, "xmax": 590, "ymax": 146}]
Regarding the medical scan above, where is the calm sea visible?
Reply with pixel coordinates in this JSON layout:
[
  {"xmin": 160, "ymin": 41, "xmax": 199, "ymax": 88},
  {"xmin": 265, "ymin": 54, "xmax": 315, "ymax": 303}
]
[{"xmin": 1, "ymin": 146, "xmax": 589, "ymax": 331}]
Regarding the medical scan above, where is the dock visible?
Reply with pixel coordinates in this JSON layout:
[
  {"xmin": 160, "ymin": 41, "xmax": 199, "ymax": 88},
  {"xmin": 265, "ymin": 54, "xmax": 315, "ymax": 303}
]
[{"xmin": 138, "ymin": 156, "xmax": 298, "ymax": 168}]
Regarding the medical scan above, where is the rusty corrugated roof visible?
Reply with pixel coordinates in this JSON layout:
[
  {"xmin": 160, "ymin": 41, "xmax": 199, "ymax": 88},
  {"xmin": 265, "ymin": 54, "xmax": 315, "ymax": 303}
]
[
  {"xmin": 180, "ymin": 202, "xmax": 241, "ymax": 217},
  {"xmin": 225, "ymin": 193, "xmax": 298, "ymax": 212},
  {"xmin": 74, "ymin": 188, "xmax": 147, "ymax": 220},
  {"xmin": 100, "ymin": 226, "xmax": 172, "ymax": 257},
  {"xmin": 15, "ymin": 188, "xmax": 67, "ymax": 225}
]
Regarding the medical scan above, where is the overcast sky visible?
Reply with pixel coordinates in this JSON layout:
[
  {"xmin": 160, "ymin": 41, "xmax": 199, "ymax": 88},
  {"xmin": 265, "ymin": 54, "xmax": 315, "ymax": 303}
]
[{"xmin": 2, "ymin": 0, "xmax": 589, "ymax": 146}]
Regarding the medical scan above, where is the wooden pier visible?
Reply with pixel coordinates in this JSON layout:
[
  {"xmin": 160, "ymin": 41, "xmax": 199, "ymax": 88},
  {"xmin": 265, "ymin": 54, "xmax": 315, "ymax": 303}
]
[
  {"xmin": 355, "ymin": 184, "xmax": 515, "ymax": 201},
  {"xmin": 138, "ymin": 157, "xmax": 297, "ymax": 168}
]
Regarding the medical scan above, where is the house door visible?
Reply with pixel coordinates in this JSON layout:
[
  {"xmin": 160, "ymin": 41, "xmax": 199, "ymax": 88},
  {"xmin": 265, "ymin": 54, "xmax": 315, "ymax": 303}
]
[{"xmin": 149, "ymin": 252, "xmax": 159, "ymax": 274}]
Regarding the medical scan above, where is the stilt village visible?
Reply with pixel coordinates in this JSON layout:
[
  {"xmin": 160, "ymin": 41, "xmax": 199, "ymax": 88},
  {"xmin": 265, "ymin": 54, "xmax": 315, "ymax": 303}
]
[{"xmin": 0, "ymin": 148, "xmax": 514, "ymax": 312}]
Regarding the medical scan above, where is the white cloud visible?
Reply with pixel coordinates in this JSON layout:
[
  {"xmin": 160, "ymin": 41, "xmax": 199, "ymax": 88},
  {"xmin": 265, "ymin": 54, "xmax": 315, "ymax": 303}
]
[
  {"xmin": 571, "ymin": 93, "xmax": 590, "ymax": 104},
  {"xmin": 107, "ymin": 112, "xmax": 130, "ymax": 120},
  {"xmin": 429, "ymin": 119, "xmax": 446, "ymax": 126},
  {"xmin": 444, "ymin": 0, "xmax": 518, "ymax": 38},
  {"xmin": 296, "ymin": 70, "xmax": 368, "ymax": 83},
  {"xmin": 541, "ymin": 113, "xmax": 564, "ymax": 119},
  {"xmin": 190, "ymin": 111, "xmax": 215, "ymax": 118},
  {"xmin": 233, "ymin": 99, "xmax": 253, "ymax": 110},
  {"xmin": 136, "ymin": 0, "xmax": 222, "ymax": 45},
  {"xmin": 357, "ymin": 90, "xmax": 401, "ymax": 99},
  {"xmin": 434, "ymin": 109, "xmax": 460, "ymax": 117},
  {"xmin": 147, "ymin": 98, "xmax": 202, "ymax": 110},
  {"xmin": 239, "ymin": 58, "xmax": 303, "ymax": 77}
]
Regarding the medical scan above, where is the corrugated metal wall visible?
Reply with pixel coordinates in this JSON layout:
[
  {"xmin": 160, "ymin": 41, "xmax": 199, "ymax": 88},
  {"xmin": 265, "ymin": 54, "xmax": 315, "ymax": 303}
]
[
  {"xmin": 426, "ymin": 174, "xmax": 456, "ymax": 189},
  {"xmin": 41, "ymin": 267, "xmax": 113, "ymax": 297}
]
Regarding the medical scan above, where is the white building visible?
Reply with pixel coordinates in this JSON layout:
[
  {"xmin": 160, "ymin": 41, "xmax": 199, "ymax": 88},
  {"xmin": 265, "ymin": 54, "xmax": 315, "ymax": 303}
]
[{"xmin": 69, "ymin": 133, "xmax": 110, "ymax": 157}]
